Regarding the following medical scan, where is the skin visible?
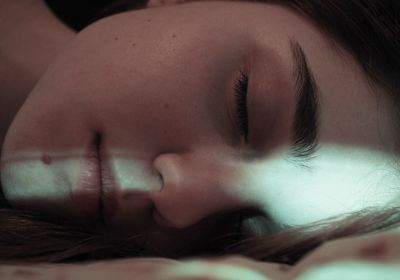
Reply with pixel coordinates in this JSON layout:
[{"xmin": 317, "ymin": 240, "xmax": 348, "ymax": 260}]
[
  {"xmin": 1, "ymin": 0, "xmax": 400, "ymax": 255},
  {"xmin": 0, "ymin": 0, "xmax": 75, "ymax": 149}
]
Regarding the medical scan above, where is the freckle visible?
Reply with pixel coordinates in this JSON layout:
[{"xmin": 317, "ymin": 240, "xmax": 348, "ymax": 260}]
[
  {"xmin": 114, "ymin": 37, "xmax": 119, "ymax": 41},
  {"xmin": 132, "ymin": 43, "xmax": 137, "ymax": 47},
  {"xmin": 171, "ymin": 33, "xmax": 176, "ymax": 38},
  {"xmin": 41, "ymin": 154, "xmax": 52, "ymax": 165},
  {"xmin": 147, "ymin": 19, "xmax": 151, "ymax": 22},
  {"xmin": 358, "ymin": 241, "xmax": 387, "ymax": 259},
  {"xmin": 163, "ymin": 103, "xmax": 170, "ymax": 109}
]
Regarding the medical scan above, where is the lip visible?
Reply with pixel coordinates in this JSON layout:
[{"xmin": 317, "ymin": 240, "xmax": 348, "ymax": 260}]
[
  {"xmin": 72, "ymin": 141, "xmax": 102, "ymax": 224},
  {"xmin": 98, "ymin": 145, "xmax": 121, "ymax": 227},
  {"xmin": 72, "ymin": 137, "xmax": 120, "ymax": 226}
]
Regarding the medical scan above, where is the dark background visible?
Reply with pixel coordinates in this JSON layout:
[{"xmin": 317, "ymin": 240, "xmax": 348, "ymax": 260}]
[{"xmin": 44, "ymin": 0, "xmax": 149, "ymax": 31}]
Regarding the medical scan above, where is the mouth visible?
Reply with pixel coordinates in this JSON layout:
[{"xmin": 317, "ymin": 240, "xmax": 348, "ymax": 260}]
[{"xmin": 72, "ymin": 133, "xmax": 120, "ymax": 226}]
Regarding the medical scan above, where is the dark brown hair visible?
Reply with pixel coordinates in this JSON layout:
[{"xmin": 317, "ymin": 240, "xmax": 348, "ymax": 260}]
[{"xmin": 1, "ymin": 0, "xmax": 400, "ymax": 265}]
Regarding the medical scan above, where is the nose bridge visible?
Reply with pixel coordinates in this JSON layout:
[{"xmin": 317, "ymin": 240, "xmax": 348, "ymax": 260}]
[{"xmin": 150, "ymin": 152, "xmax": 245, "ymax": 228}]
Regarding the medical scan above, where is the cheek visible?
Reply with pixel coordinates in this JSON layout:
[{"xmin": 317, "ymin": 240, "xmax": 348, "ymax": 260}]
[{"xmin": 37, "ymin": 6, "xmax": 250, "ymax": 152}]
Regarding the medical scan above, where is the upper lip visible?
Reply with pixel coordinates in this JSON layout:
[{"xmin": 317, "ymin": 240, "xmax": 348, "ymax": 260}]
[{"xmin": 72, "ymin": 135, "xmax": 120, "ymax": 227}]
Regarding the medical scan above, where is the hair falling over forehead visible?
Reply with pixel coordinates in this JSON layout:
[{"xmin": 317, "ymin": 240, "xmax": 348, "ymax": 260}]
[{"xmin": 1, "ymin": 0, "xmax": 400, "ymax": 264}]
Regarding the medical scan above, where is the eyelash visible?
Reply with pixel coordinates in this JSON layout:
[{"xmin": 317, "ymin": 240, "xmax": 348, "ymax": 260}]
[{"xmin": 234, "ymin": 70, "xmax": 249, "ymax": 142}]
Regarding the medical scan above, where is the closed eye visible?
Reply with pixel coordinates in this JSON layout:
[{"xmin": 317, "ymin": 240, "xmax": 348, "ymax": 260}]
[{"xmin": 234, "ymin": 69, "xmax": 249, "ymax": 143}]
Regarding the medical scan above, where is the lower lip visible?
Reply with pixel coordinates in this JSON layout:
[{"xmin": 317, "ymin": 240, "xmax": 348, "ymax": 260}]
[{"xmin": 98, "ymin": 151, "xmax": 121, "ymax": 226}]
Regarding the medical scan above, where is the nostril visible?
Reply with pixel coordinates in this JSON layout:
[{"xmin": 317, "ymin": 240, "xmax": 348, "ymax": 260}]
[
  {"xmin": 152, "ymin": 153, "xmax": 182, "ymax": 190},
  {"xmin": 157, "ymin": 171, "xmax": 163, "ymax": 189},
  {"xmin": 150, "ymin": 167, "xmax": 163, "ymax": 192}
]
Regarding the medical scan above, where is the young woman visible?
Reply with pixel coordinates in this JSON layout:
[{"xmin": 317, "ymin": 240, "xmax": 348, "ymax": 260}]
[{"xmin": 1, "ymin": 0, "xmax": 399, "ymax": 270}]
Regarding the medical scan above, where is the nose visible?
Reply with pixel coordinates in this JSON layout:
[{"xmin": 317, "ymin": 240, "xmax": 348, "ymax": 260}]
[{"xmin": 149, "ymin": 152, "xmax": 248, "ymax": 228}]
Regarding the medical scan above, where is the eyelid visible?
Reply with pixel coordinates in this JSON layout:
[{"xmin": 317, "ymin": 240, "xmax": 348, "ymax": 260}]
[
  {"xmin": 225, "ymin": 67, "xmax": 250, "ymax": 147},
  {"xmin": 234, "ymin": 69, "xmax": 249, "ymax": 143}
]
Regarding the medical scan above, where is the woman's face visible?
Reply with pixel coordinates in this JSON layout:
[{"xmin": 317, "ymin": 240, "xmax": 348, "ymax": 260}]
[{"xmin": 1, "ymin": 1, "xmax": 399, "ymax": 245}]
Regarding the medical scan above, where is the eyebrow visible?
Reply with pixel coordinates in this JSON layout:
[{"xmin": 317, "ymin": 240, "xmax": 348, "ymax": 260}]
[{"xmin": 286, "ymin": 39, "xmax": 320, "ymax": 167}]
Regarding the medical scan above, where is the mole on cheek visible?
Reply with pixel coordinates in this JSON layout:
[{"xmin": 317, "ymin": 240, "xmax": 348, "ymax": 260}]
[{"xmin": 41, "ymin": 154, "xmax": 52, "ymax": 165}]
